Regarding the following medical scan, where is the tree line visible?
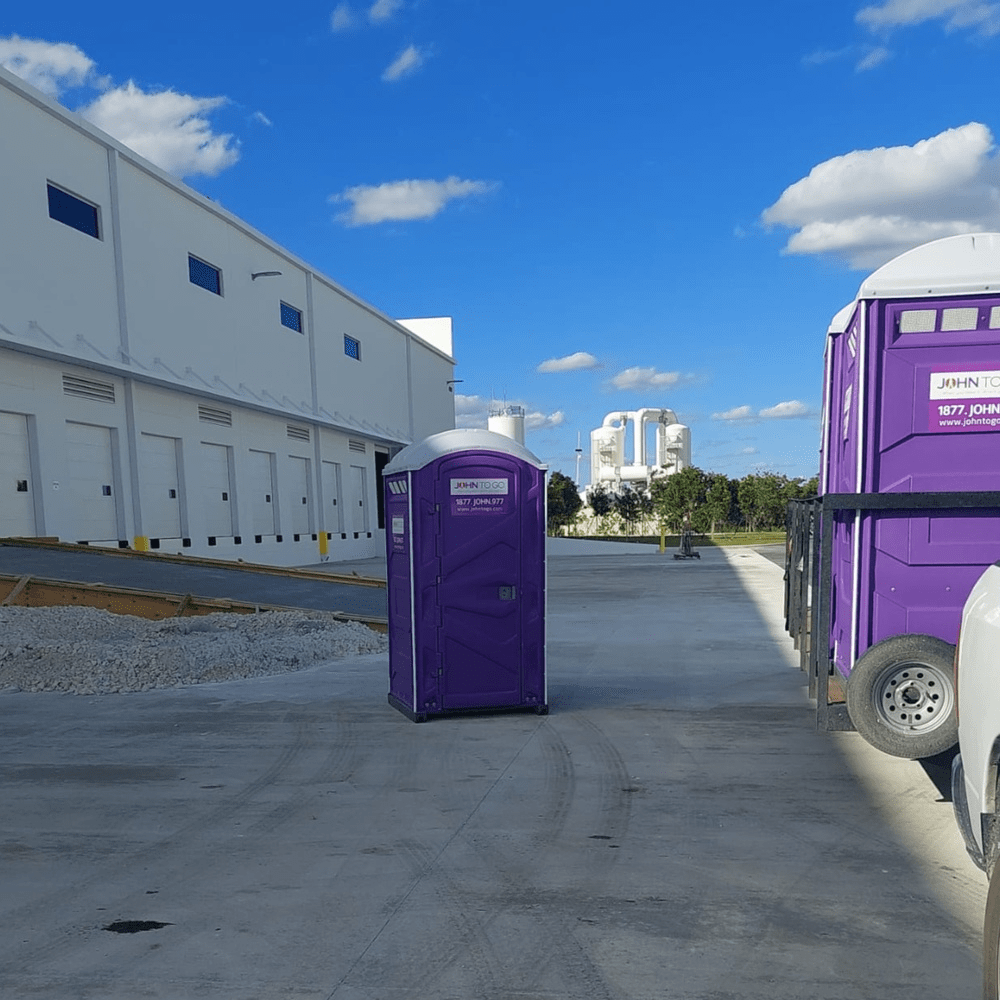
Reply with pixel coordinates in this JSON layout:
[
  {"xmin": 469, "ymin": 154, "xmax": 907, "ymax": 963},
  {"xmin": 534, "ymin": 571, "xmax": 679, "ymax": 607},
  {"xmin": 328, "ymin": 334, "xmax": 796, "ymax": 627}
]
[{"xmin": 547, "ymin": 467, "xmax": 819, "ymax": 535}]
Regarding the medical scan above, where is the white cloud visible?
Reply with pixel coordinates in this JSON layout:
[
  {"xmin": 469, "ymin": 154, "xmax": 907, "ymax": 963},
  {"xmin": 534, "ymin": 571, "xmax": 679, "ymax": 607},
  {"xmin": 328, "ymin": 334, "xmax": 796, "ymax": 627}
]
[
  {"xmin": 382, "ymin": 44, "xmax": 424, "ymax": 82},
  {"xmin": 857, "ymin": 45, "xmax": 891, "ymax": 70},
  {"xmin": 454, "ymin": 394, "xmax": 487, "ymax": 428},
  {"xmin": 537, "ymin": 351, "xmax": 599, "ymax": 373},
  {"xmin": 608, "ymin": 366, "xmax": 691, "ymax": 391},
  {"xmin": 369, "ymin": 0, "xmax": 403, "ymax": 23},
  {"xmin": 525, "ymin": 410, "xmax": 565, "ymax": 429},
  {"xmin": 712, "ymin": 405, "xmax": 755, "ymax": 422},
  {"xmin": 252, "ymin": 110, "xmax": 273, "ymax": 126},
  {"xmin": 0, "ymin": 35, "xmax": 102, "ymax": 95},
  {"xmin": 857, "ymin": 0, "xmax": 1000, "ymax": 36},
  {"xmin": 82, "ymin": 82, "xmax": 240, "ymax": 178},
  {"xmin": 803, "ymin": 46, "xmax": 853, "ymax": 65},
  {"xmin": 761, "ymin": 122, "xmax": 1000, "ymax": 267},
  {"xmin": 455, "ymin": 393, "xmax": 485, "ymax": 415},
  {"xmin": 802, "ymin": 43, "xmax": 890, "ymax": 72},
  {"xmin": 331, "ymin": 176, "xmax": 496, "ymax": 226},
  {"xmin": 758, "ymin": 400, "xmax": 812, "ymax": 419},
  {"xmin": 0, "ymin": 35, "xmax": 241, "ymax": 180},
  {"xmin": 331, "ymin": 4, "xmax": 355, "ymax": 31},
  {"xmin": 712, "ymin": 401, "xmax": 814, "ymax": 422}
]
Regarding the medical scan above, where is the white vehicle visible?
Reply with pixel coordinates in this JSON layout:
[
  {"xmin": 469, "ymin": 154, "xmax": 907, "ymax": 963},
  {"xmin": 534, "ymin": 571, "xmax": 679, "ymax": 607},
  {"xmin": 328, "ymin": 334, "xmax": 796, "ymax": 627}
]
[{"xmin": 952, "ymin": 560, "xmax": 1000, "ymax": 997}]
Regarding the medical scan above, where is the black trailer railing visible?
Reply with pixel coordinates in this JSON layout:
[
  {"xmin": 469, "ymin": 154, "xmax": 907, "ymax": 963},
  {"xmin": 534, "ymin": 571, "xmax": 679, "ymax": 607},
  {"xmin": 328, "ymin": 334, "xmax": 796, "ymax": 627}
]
[{"xmin": 785, "ymin": 490, "xmax": 1000, "ymax": 732}]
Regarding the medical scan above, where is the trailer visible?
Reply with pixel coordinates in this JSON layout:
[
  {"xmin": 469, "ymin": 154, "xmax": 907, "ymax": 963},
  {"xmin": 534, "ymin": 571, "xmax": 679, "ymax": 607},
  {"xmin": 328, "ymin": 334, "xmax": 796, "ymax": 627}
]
[{"xmin": 785, "ymin": 233, "xmax": 1000, "ymax": 759}]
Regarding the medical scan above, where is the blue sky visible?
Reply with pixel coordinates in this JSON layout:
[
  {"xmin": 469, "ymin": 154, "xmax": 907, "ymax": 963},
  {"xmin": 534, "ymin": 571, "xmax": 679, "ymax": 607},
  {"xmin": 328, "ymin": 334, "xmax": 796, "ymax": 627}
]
[{"xmin": 5, "ymin": 1, "xmax": 1000, "ymax": 482}]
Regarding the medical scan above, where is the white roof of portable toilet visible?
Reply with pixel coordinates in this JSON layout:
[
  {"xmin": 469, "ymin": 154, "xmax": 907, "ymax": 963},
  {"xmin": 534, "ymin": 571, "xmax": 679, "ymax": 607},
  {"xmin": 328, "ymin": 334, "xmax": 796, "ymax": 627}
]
[
  {"xmin": 856, "ymin": 232, "xmax": 1000, "ymax": 300},
  {"xmin": 384, "ymin": 428, "xmax": 546, "ymax": 474},
  {"xmin": 827, "ymin": 232, "xmax": 1000, "ymax": 338}
]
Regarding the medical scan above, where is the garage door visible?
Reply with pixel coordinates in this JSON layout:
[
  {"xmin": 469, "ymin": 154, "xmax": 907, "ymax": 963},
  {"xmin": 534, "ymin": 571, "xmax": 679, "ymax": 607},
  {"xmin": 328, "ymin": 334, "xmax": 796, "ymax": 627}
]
[
  {"xmin": 350, "ymin": 464, "xmax": 368, "ymax": 534},
  {"xmin": 139, "ymin": 433, "xmax": 182, "ymax": 539},
  {"xmin": 0, "ymin": 412, "xmax": 35, "ymax": 537},
  {"xmin": 66, "ymin": 422, "xmax": 119, "ymax": 541},
  {"xmin": 288, "ymin": 455, "xmax": 311, "ymax": 535},
  {"xmin": 248, "ymin": 449, "xmax": 277, "ymax": 536},
  {"xmin": 322, "ymin": 460, "xmax": 342, "ymax": 534},
  {"xmin": 201, "ymin": 442, "xmax": 234, "ymax": 537}
]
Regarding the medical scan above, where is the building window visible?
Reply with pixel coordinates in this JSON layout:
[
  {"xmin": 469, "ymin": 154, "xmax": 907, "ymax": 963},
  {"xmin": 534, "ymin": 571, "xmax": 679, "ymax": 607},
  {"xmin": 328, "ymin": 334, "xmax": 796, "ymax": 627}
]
[
  {"xmin": 344, "ymin": 335, "xmax": 361, "ymax": 360},
  {"xmin": 280, "ymin": 302, "xmax": 303, "ymax": 332},
  {"xmin": 47, "ymin": 183, "xmax": 100, "ymax": 239},
  {"xmin": 189, "ymin": 254, "xmax": 222, "ymax": 295}
]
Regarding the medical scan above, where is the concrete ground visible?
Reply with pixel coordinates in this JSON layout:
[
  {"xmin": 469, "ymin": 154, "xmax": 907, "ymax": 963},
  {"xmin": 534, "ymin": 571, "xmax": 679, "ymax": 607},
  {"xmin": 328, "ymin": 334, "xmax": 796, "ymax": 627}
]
[{"xmin": 0, "ymin": 540, "xmax": 988, "ymax": 999}]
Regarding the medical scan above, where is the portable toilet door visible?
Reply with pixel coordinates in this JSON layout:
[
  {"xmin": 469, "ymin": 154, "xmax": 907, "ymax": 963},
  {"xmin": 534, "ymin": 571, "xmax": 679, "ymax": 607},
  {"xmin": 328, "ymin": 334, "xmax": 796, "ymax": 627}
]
[{"xmin": 383, "ymin": 428, "xmax": 547, "ymax": 722}]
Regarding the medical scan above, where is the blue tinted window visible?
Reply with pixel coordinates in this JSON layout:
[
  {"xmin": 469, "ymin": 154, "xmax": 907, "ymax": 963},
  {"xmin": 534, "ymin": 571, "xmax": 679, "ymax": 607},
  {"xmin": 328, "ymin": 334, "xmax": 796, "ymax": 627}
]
[
  {"xmin": 47, "ymin": 183, "xmax": 99, "ymax": 238},
  {"xmin": 189, "ymin": 255, "xmax": 221, "ymax": 295},
  {"xmin": 280, "ymin": 302, "xmax": 302, "ymax": 332},
  {"xmin": 344, "ymin": 335, "xmax": 361, "ymax": 360}
]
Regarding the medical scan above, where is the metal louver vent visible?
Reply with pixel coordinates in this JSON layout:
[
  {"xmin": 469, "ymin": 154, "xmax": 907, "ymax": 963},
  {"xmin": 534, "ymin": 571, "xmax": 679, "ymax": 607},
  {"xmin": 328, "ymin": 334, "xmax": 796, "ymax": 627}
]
[
  {"xmin": 62, "ymin": 374, "xmax": 115, "ymax": 403},
  {"xmin": 348, "ymin": 439, "xmax": 366, "ymax": 453},
  {"xmin": 287, "ymin": 424, "xmax": 310, "ymax": 442},
  {"xmin": 198, "ymin": 404, "xmax": 232, "ymax": 426}
]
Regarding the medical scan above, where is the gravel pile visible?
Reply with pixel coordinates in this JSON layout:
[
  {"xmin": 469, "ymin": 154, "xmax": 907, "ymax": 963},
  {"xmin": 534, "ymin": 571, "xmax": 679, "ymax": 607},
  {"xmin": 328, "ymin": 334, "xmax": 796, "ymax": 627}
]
[{"xmin": 0, "ymin": 605, "xmax": 388, "ymax": 695}]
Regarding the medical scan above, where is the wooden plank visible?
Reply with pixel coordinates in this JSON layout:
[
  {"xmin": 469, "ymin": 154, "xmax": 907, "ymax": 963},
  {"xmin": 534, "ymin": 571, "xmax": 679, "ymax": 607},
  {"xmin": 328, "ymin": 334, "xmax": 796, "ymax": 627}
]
[
  {"xmin": 0, "ymin": 574, "xmax": 31, "ymax": 606},
  {"xmin": 0, "ymin": 573, "xmax": 386, "ymax": 632}
]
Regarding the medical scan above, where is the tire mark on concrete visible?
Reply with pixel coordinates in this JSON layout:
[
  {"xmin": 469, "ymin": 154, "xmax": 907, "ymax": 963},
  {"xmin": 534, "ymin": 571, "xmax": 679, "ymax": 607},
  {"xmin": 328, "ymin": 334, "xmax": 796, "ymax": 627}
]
[{"xmin": 1, "ymin": 708, "xmax": 326, "ymax": 974}]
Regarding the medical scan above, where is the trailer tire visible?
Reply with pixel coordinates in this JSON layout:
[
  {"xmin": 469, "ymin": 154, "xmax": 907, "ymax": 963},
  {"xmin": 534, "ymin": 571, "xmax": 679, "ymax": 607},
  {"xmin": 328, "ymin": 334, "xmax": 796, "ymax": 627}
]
[
  {"xmin": 984, "ymin": 858, "xmax": 1000, "ymax": 999},
  {"xmin": 845, "ymin": 633, "xmax": 957, "ymax": 760}
]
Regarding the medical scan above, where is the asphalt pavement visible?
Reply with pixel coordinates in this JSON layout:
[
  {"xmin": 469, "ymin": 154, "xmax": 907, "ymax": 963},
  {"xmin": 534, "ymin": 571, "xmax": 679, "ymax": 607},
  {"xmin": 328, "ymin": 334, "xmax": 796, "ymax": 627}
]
[
  {"xmin": 0, "ymin": 539, "xmax": 987, "ymax": 999},
  {"xmin": 0, "ymin": 541, "xmax": 388, "ymax": 618}
]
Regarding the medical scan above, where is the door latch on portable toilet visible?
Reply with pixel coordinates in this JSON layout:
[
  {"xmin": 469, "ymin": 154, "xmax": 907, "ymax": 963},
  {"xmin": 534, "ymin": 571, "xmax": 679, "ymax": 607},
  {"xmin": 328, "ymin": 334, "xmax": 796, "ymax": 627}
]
[{"xmin": 498, "ymin": 585, "xmax": 516, "ymax": 601}]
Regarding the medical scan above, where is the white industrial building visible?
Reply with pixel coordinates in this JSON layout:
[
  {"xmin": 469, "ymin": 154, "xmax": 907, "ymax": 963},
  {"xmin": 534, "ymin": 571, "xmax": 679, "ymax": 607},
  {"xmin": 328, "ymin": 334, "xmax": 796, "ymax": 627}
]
[
  {"xmin": 0, "ymin": 65, "xmax": 456, "ymax": 566},
  {"xmin": 589, "ymin": 409, "xmax": 691, "ymax": 491}
]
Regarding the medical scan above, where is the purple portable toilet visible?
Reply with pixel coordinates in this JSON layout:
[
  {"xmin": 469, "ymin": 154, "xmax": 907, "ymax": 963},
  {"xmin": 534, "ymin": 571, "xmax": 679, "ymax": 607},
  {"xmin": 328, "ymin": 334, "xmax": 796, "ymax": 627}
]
[
  {"xmin": 383, "ymin": 429, "xmax": 547, "ymax": 722},
  {"xmin": 803, "ymin": 233, "xmax": 1000, "ymax": 758}
]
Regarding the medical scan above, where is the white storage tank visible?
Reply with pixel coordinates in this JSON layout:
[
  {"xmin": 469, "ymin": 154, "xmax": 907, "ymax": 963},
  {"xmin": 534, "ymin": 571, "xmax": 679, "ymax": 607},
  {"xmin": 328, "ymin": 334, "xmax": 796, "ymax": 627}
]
[
  {"xmin": 658, "ymin": 423, "xmax": 691, "ymax": 473},
  {"xmin": 488, "ymin": 405, "xmax": 526, "ymax": 446},
  {"xmin": 590, "ymin": 420, "xmax": 625, "ymax": 484}
]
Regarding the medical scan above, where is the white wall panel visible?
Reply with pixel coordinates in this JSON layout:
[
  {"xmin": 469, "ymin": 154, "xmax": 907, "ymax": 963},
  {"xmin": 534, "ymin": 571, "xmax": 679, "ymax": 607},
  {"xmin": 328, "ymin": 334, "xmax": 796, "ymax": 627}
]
[
  {"xmin": 0, "ymin": 85, "xmax": 119, "ymax": 355},
  {"xmin": 116, "ymin": 161, "xmax": 313, "ymax": 405}
]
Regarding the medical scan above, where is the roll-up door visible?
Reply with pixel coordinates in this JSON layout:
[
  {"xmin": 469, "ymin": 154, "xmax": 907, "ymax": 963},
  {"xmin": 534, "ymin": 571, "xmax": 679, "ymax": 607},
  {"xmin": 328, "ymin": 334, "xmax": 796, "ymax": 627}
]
[
  {"xmin": 0, "ymin": 412, "xmax": 35, "ymax": 537},
  {"xmin": 139, "ymin": 433, "xmax": 182, "ymax": 539},
  {"xmin": 201, "ymin": 442, "xmax": 234, "ymax": 537},
  {"xmin": 66, "ymin": 422, "xmax": 118, "ymax": 541}
]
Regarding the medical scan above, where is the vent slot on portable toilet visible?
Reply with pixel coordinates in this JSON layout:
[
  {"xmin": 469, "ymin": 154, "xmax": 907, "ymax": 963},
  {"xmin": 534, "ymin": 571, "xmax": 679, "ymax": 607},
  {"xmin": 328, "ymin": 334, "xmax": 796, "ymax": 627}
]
[
  {"xmin": 286, "ymin": 424, "xmax": 310, "ymax": 442},
  {"xmin": 941, "ymin": 307, "xmax": 979, "ymax": 331},
  {"xmin": 899, "ymin": 309, "xmax": 936, "ymax": 333}
]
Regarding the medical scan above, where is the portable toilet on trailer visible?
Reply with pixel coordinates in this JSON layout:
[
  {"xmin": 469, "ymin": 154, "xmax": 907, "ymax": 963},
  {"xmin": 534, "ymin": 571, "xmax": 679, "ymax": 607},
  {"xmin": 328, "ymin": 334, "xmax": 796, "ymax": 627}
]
[
  {"xmin": 383, "ymin": 428, "xmax": 547, "ymax": 722},
  {"xmin": 804, "ymin": 232, "xmax": 1000, "ymax": 758}
]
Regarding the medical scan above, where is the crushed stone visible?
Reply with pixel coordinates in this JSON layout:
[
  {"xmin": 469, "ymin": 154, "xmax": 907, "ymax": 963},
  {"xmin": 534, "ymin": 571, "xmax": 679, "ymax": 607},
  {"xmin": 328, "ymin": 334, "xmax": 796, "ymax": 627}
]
[{"xmin": 0, "ymin": 605, "xmax": 387, "ymax": 695}]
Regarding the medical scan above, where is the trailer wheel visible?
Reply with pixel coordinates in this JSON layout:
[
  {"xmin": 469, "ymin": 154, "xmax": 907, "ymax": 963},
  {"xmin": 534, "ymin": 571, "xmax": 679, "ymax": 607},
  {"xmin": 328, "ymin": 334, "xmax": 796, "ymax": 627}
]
[
  {"xmin": 985, "ymin": 859, "xmax": 1000, "ymax": 999},
  {"xmin": 845, "ymin": 634, "xmax": 957, "ymax": 760}
]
